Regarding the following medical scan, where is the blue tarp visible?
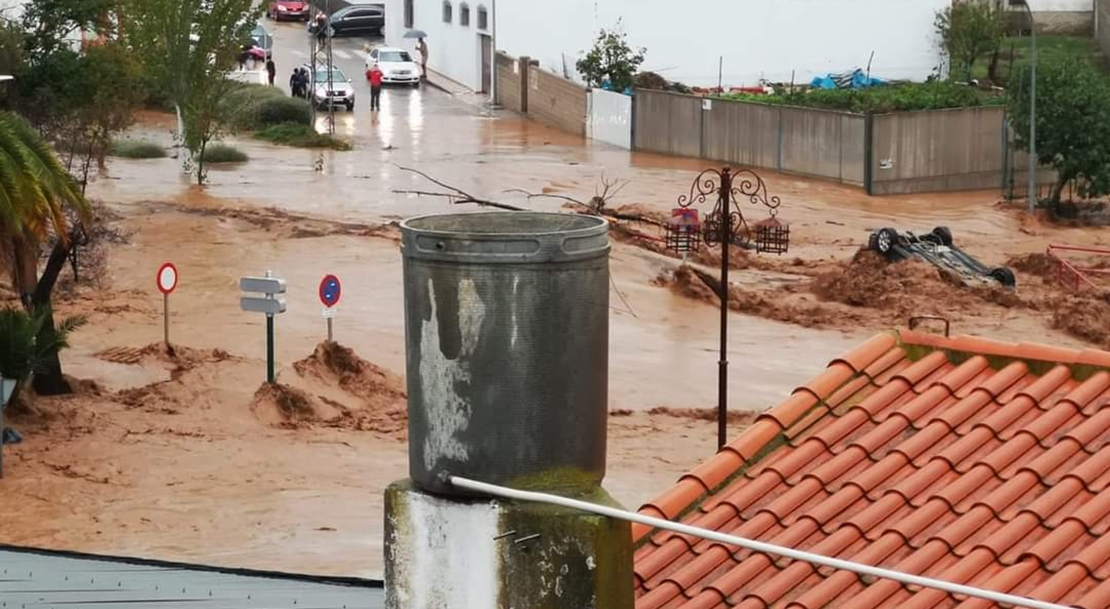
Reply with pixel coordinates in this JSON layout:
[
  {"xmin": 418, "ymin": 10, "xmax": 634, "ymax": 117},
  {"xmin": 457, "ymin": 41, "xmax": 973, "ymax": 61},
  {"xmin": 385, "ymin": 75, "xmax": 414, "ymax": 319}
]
[{"xmin": 809, "ymin": 68, "xmax": 886, "ymax": 90}]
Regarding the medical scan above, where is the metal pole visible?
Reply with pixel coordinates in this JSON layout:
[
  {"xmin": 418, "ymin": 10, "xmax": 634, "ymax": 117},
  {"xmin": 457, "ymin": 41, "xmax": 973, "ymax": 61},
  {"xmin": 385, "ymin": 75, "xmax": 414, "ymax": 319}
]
[
  {"xmin": 490, "ymin": 0, "xmax": 497, "ymax": 106},
  {"xmin": 447, "ymin": 476, "xmax": 1076, "ymax": 609},
  {"xmin": 326, "ymin": 316, "xmax": 334, "ymax": 343},
  {"xmin": 265, "ymin": 269, "xmax": 275, "ymax": 384},
  {"xmin": 266, "ymin": 314, "xmax": 275, "ymax": 384},
  {"xmin": 163, "ymin": 292, "xmax": 170, "ymax": 347},
  {"xmin": 717, "ymin": 168, "xmax": 731, "ymax": 451},
  {"xmin": 1025, "ymin": 1, "xmax": 1037, "ymax": 212}
]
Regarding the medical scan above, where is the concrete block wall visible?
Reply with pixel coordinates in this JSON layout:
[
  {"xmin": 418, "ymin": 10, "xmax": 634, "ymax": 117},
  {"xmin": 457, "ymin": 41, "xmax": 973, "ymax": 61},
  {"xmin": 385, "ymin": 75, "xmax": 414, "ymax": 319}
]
[
  {"xmin": 494, "ymin": 52, "xmax": 522, "ymax": 112},
  {"xmin": 526, "ymin": 66, "xmax": 588, "ymax": 137},
  {"xmin": 493, "ymin": 51, "xmax": 587, "ymax": 137},
  {"xmin": 1097, "ymin": 0, "xmax": 1110, "ymax": 59}
]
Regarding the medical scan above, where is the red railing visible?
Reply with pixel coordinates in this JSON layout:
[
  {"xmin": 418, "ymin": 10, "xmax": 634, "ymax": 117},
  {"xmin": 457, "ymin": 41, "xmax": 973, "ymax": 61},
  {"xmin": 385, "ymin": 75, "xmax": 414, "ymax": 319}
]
[{"xmin": 1046, "ymin": 243, "xmax": 1110, "ymax": 292}]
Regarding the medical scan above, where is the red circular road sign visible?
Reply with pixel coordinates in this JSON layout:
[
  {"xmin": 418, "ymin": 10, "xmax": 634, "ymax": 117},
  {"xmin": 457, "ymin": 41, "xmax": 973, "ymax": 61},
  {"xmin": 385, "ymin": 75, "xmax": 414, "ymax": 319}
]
[
  {"xmin": 156, "ymin": 262, "xmax": 179, "ymax": 295},
  {"xmin": 318, "ymin": 274, "xmax": 341, "ymax": 308}
]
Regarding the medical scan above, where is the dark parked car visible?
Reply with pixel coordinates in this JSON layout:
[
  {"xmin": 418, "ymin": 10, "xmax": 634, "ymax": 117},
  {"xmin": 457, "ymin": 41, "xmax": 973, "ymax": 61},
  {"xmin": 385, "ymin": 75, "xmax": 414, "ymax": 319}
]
[{"xmin": 319, "ymin": 5, "xmax": 385, "ymax": 37}]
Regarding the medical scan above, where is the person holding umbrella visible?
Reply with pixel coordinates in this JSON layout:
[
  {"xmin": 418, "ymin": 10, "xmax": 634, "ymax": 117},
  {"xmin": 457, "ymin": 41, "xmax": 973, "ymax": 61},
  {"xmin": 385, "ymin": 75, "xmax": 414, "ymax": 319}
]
[{"xmin": 404, "ymin": 30, "xmax": 429, "ymax": 80}]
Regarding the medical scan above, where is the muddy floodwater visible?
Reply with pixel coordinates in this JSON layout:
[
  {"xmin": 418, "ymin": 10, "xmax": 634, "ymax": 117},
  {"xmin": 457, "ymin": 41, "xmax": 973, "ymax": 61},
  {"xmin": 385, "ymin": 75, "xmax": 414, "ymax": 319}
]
[{"xmin": 3, "ymin": 23, "xmax": 1110, "ymax": 579}]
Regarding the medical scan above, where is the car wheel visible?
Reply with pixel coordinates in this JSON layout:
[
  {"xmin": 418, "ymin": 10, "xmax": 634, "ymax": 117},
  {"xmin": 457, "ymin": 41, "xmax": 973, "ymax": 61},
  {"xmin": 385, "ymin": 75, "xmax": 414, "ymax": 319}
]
[
  {"xmin": 346, "ymin": 101, "xmax": 354, "ymax": 111},
  {"xmin": 869, "ymin": 227, "xmax": 898, "ymax": 255},
  {"xmin": 930, "ymin": 226, "xmax": 954, "ymax": 247},
  {"xmin": 989, "ymin": 266, "xmax": 1017, "ymax": 289}
]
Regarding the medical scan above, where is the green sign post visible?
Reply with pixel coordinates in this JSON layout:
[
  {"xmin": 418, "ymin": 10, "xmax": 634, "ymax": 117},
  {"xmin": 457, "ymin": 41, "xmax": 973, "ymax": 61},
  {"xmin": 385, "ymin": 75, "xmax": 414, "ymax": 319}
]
[{"xmin": 239, "ymin": 271, "xmax": 287, "ymax": 384}]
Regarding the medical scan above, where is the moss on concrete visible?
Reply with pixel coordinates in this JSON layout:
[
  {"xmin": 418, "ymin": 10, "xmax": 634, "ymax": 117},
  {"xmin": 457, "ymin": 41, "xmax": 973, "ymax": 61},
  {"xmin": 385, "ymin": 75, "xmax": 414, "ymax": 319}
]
[
  {"xmin": 508, "ymin": 466, "xmax": 608, "ymax": 500},
  {"xmin": 497, "ymin": 498, "xmax": 633, "ymax": 609}
]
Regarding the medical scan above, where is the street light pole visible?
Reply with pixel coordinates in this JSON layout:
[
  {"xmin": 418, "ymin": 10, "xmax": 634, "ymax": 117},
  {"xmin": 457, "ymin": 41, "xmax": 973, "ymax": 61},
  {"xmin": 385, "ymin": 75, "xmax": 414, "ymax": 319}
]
[
  {"xmin": 1020, "ymin": 0, "xmax": 1037, "ymax": 212},
  {"xmin": 676, "ymin": 167, "xmax": 782, "ymax": 451}
]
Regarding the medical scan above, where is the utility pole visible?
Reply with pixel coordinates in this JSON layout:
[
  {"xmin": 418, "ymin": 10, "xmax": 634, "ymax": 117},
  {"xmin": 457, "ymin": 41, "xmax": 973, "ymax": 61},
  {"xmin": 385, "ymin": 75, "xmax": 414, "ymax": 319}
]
[
  {"xmin": 1019, "ymin": 0, "xmax": 1037, "ymax": 212},
  {"xmin": 309, "ymin": 0, "xmax": 335, "ymax": 134}
]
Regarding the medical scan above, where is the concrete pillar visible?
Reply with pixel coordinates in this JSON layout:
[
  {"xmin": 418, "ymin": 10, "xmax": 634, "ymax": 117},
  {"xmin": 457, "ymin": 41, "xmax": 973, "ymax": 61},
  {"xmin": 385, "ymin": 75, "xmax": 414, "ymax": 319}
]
[
  {"xmin": 519, "ymin": 55, "xmax": 530, "ymax": 113},
  {"xmin": 384, "ymin": 212, "xmax": 632, "ymax": 609},
  {"xmin": 384, "ymin": 481, "xmax": 633, "ymax": 609}
]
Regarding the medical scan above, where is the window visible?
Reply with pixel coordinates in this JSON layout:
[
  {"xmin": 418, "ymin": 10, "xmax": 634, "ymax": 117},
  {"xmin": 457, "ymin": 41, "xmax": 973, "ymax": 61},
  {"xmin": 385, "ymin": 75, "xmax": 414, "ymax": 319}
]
[
  {"xmin": 460, "ymin": 2, "xmax": 470, "ymax": 26},
  {"xmin": 477, "ymin": 5, "xmax": 488, "ymax": 29},
  {"xmin": 404, "ymin": 0, "xmax": 414, "ymax": 28},
  {"xmin": 380, "ymin": 50, "xmax": 413, "ymax": 62},
  {"xmin": 442, "ymin": 0, "xmax": 453, "ymax": 23}
]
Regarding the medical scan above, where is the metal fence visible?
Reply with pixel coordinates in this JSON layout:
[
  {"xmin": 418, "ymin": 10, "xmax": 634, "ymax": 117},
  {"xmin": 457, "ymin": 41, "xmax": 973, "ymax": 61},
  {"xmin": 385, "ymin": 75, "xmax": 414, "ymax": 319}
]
[
  {"xmin": 631, "ymin": 90, "xmax": 1058, "ymax": 196},
  {"xmin": 632, "ymin": 90, "xmax": 865, "ymax": 186}
]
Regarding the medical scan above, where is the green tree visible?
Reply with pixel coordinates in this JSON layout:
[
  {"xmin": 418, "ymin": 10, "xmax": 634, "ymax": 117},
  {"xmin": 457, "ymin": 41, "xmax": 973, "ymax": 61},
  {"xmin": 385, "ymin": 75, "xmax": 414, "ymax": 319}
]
[
  {"xmin": 124, "ymin": 0, "xmax": 262, "ymax": 184},
  {"xmin": 576, "ymin": 20, "xmax": 645, "ymax": 92},
  {"xmin": 0, "ymin": 111, "xmax": 90, "ymax": 395},
  {"xmin": 935, "ymin": 0, "xmax": 1008, "ymax": 82},
  {"xmin": 1007, "ymin": 56, "xmax": 1110, "ymax": 207},
  {"xmin": 20, "ymin": 0, "xmax": 117, "ymax": 61}
]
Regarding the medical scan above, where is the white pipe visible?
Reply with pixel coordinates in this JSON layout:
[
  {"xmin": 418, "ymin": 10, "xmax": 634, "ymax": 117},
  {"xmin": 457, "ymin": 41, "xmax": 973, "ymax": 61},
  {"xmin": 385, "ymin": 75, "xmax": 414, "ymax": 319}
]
[{"xmin": 447, "ymin": 476, "xmax": 1073, "ymax": 609}]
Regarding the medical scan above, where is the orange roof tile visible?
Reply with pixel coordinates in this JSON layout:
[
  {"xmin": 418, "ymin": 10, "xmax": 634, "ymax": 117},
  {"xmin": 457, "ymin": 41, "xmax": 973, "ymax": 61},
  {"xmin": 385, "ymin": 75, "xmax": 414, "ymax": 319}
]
[{"xmin": 633, "ymin": 329, "xmax": 1110, "ymax": 609}]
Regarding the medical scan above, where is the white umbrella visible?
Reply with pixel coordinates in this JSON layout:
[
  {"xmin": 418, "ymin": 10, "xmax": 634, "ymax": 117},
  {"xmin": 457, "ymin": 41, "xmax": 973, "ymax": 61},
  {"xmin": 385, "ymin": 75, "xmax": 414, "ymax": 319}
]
[{"xmin": 403, "ymin": 29, "xmax": 427, "ymax": 39}]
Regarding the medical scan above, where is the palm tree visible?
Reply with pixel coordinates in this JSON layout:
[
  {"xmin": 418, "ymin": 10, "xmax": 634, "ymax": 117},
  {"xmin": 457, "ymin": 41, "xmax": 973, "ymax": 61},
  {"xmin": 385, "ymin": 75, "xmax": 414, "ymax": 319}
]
[{"xmin": 0, "ymin": 110, "xmax": 89, "ymax": 395}]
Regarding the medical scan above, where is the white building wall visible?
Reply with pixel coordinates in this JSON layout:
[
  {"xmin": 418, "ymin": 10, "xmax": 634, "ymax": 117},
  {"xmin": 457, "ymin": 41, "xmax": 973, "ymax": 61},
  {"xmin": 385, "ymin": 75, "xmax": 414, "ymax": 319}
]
[
  {"xmin": 1031, "ymin": 0, "xmax": 1092, "ymax": 10},
  {"xmin": 495, "ymin": 0, "xmax": 953, "ymax": 87},
  {"xmin": 383, "ymin": 0, "xmax": 491, "ymax": 91}
]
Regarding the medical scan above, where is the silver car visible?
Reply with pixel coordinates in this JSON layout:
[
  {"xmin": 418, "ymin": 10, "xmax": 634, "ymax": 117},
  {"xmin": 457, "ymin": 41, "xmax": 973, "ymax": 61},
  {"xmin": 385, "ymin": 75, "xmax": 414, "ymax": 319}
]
[{"xmin": 304, "ymin": 64, "xmax": 356, "ymax": 111}]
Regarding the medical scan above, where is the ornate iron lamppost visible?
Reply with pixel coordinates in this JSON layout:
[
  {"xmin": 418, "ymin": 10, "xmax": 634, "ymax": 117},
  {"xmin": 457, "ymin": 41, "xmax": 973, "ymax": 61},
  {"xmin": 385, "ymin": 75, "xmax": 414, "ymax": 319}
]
[{"xmin": 668, "ymin": 166, "xmax": 785, "ymax": 450}]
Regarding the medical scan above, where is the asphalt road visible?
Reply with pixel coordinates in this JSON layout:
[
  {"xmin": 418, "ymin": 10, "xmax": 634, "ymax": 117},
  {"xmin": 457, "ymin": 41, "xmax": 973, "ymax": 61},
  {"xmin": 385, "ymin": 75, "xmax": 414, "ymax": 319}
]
[{"xmin": 261, "ymin": 15, "xmax": 428, "ymax": 116}]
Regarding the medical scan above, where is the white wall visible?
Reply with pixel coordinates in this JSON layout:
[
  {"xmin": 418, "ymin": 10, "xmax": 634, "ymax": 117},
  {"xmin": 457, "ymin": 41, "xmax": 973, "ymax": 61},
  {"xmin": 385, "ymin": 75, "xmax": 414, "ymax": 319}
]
[
  {"xmin": 1030, "ymin": 0, "xmax": 1092, "ymax": 11},
  {"xmin": 383, "ymin": 0, "xmax": 491, "ymax": 91},
  {"xmin": 495, "ymin": 0, "xmax": 953, "ymax": 87}
]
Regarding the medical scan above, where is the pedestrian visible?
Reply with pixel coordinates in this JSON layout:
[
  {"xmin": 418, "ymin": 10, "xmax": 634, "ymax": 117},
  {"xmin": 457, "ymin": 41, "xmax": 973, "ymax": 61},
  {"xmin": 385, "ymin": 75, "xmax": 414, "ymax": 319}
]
[
  {"xmin": 266, "ymin": 58, "xmax": 276, "ymax": 86},
  {"xmin": 416, "ymin": 37, "xmax": 428, "ymax": 80},
  {"xmin": 238, "ymin": 44, "xmax": 252, "ymax": 70},
  {"xmin": 367, "ymin": 62, "xmax": 383, "ymax": 111}
]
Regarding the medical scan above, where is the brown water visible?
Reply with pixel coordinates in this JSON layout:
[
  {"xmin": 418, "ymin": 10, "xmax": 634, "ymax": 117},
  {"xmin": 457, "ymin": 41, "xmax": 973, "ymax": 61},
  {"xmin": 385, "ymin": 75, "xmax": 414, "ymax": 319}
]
[{"xmin": 8, "ymin": 21, "xmax": 1107, "ymax": 579}]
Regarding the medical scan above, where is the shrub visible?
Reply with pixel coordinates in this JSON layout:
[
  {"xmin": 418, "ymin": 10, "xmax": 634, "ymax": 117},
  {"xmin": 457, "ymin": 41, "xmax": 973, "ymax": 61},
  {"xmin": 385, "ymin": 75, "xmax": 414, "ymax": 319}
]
[
  {"xmin": 200, "ymin": 143, "xmax": 248, "ymax": 163},
  {"xmin": 255, "ymin": 122, "xmax": 351, "ymax": 150},
  {"xmin": 0, "ymin": 307, "xmax": 87, "ymax": 404},
  {"xmin": 111, "ymin": 139, "xmax": 167, "ymax": 159},
  {"xmin": 226, "ymin": 84, "xmax": 311, "ymax": 130},
  {"xmin": 720, "ymin": 81, "xmax": 1004, "ymax": 114}
]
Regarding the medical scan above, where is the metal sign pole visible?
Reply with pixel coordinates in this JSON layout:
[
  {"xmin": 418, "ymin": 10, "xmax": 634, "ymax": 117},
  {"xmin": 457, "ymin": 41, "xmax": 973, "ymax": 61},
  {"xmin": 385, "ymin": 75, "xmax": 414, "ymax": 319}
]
[
  {"xmin": 163, "ymin": 292, "xmax": 170, "ymax": 347},
  {"xmin": 327, "ymin": 316, "xmax": 334, "ymax": 343},
  {"xmin": 240, "ymin": 270, "xmax": 287, "ymax": 384},
  {"xmin": 266, "ymin": 314, "xmax": 275, "ymax": 383},
  {"xmin": 265, "ymin": 270, "xmax": 275, "ymax": 384}
]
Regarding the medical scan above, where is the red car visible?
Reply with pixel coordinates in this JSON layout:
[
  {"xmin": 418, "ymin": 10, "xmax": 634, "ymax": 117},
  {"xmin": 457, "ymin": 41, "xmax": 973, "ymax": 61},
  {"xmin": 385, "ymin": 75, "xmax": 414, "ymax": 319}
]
[{"xmin": 268, "ymin": 0, "xmax": 310, "ymax": 21}]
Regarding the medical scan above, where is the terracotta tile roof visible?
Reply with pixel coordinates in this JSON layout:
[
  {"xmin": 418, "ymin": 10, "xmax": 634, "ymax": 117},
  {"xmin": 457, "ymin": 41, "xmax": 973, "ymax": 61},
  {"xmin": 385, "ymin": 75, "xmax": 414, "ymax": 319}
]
[{"xmin": 632, "ymin": 329, "xmax": 1110, "ymax": 609}]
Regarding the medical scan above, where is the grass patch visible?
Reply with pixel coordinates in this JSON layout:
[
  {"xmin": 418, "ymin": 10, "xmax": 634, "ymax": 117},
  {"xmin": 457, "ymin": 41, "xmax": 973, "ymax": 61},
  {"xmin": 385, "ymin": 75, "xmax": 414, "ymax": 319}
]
[
  {"xmin": 111, "ymin": 140, "xmax": 167, "ymax": 159},
  {"xmin": 719, "ymin": 81, "xmax": 1004, "ymax": 114},
  {"xmin": 255, "ymin": 122, "xmax": 352, "ymax": 150},
  {"xmin": 200, "ymin": 143, "xmax": 248, "ymax": 164},
  {"xmin": 225, "ymin": 84, "xmax": 312, "ymax": 130},
  {"xmin": 969, "ymin": 34, "xmax": 1100, "ymax": 84}
]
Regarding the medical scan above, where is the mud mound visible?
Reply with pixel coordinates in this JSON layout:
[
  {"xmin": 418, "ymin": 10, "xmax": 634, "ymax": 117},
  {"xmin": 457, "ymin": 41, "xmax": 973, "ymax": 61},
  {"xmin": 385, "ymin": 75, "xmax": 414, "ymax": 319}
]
[
  {"xmin": 246, "ymin": 342, "xmax": 411, "ymax": 437},
  {"xmin": 652, "ymin": 265, "xmax": 850, "ymax": 328},
  {"xmin": 648, "ymin": 406, "xmax": 757, "ymax": 425},
  {"xmin": 811, "ymin": 250, "xmax": 949, "ymax": 309},
  {"xmin": 1007, "ymin": 252, "xmax": 1056, "ymax": 280},
  {"xmin": 1051, "ymin": 294, "xmax": 1110, "ymax": 348},
  {"xmin": 293, "ymin": 342, "xmax": 406, "ymax": 405},
  {"xmin": 251, "ymin": 382, "xmax": 317, "ymax": 427}
]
